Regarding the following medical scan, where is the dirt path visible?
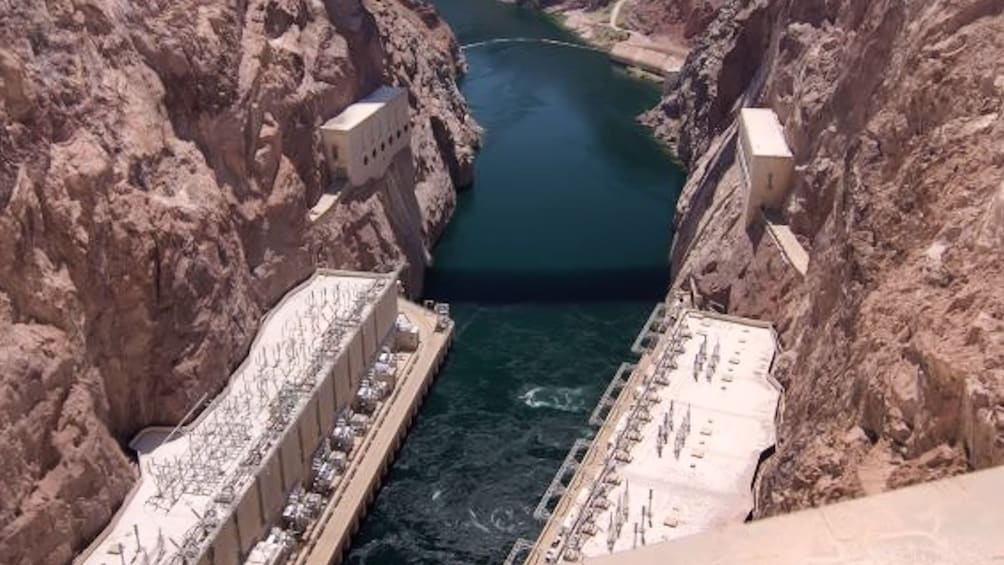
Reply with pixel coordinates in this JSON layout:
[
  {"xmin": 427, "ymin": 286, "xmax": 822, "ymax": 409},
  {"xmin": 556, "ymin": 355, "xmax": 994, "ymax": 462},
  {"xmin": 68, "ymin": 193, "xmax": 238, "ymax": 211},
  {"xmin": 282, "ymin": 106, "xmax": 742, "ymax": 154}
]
[{"xmin": 609, "ymin": 0, "xmax": 628, "ymax": 30}]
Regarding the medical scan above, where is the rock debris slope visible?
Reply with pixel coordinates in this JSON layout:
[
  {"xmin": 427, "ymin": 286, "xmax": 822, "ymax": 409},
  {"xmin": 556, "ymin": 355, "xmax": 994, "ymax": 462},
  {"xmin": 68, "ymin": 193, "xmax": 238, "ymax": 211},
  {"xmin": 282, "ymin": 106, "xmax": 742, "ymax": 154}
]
[
  {"xmin": 0, "ymin": 0, "xmax": 477, "ymax": 562},
  {"xmin": 621, "ymin": 0, "xmax": 725, "ymax": 42},
  {"xmin": 650, "ymin": 0, "xmax": 1004, "ymax": 515}
]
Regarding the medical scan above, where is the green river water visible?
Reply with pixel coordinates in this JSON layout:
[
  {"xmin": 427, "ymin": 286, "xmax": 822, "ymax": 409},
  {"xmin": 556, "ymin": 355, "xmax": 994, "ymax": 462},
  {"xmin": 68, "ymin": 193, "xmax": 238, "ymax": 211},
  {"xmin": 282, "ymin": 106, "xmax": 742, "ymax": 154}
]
[{"xmin": 346, "ymin": 1, "xmax": 685, "ymax": 562}]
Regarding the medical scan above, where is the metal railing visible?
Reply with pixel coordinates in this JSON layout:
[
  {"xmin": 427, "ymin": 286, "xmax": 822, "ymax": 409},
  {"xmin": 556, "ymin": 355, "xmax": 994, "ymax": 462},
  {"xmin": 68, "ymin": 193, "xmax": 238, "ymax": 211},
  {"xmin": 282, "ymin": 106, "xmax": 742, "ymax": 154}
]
[
  {"xmin": 533, "ymin": 439, "xmax": 593, "ymax": 521},
  {"xmin": 502, "ymin": 538, "xmax": 534, "ymax": 565},
  {"xmin": 588, "ymin": 363, "xmax": 635, "ymax": 428}
]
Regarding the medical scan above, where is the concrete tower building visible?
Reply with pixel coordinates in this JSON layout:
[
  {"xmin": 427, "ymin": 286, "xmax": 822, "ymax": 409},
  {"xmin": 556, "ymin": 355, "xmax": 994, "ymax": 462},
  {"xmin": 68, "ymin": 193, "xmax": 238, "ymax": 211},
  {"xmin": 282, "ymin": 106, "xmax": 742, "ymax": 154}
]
[
  {"xmin": 78, "ymin": 271, "xmax": 402, "ymax": 565},
  {"xmin": 737, "ymin": 108, "xmax": 794, "ymax": 227},
  {"xmin": 320, "ymin": 86, "xmax": 411, "ymax": 186}
]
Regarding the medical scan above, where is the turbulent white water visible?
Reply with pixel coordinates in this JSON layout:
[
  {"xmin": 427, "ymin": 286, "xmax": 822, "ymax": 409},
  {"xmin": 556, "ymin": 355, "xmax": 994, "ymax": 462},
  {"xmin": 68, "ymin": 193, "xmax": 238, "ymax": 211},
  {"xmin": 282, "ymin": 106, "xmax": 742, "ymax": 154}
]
[
  {"xmin": 468, "ymin": 508, "xmax": 492, "ymax": 533},
  {"xmin": 518, "ymin": 386, "xmax": 589, "ymax": 413}
]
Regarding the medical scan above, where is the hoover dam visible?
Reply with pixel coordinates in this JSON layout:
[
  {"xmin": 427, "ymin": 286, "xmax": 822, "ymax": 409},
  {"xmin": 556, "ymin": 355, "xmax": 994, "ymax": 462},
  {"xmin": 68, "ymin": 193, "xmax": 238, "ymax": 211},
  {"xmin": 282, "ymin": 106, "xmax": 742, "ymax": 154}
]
[{"xmin": 2, "ymin": 0, "xmax": 1003, "ymax": 564}]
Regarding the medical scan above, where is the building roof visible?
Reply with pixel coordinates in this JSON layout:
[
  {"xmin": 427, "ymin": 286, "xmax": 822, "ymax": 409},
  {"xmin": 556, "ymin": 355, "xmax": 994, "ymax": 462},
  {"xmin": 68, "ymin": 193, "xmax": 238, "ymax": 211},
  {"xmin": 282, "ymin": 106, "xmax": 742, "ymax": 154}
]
[
  {"xmin": 321, "ymin": 86, "xmax": 405, "ymax": 132},
  {"xmin": 582, "ymin": 465, "xmax": 1004, "ymax": 564},
  {"xmin": 577, "ymin": 312, "xmax": 779, "ymax": 557},
  {"xmin": 528, "ymin": 308, "xmax": 781, "ymax": 563},
  {"xmin": 79, "ymin": 270, "xmax": 392, "ymax": 565},
  {"xmin": 739, "ymin": 108, "xmax": 793, "ymax": 158}
]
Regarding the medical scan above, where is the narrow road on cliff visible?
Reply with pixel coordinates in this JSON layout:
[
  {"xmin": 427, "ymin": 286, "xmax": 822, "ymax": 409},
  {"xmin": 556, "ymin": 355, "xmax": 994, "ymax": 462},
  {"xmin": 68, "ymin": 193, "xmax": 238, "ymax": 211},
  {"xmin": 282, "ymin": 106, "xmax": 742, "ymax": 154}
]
[{"xmin": 609, "ymin": 0, "xmax": 629, "ymax": 31}]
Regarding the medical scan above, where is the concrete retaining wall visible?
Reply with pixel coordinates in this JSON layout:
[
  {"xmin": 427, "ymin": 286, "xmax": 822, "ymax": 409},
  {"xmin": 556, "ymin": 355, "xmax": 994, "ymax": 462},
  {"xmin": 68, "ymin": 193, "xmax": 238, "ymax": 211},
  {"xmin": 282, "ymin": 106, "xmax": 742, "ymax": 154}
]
[
  {"xmin": 258, "ymin": 450, "xmax": 285, "ymax": 523},
  {"xmin": 375, "ymin": 285, "xmax": 397, "ymax": 341},
  {"xmin": 235, "ymin": 481, "xmax": 265, "ymax": 556},
  {"xmin": 279, "ymin": 429, "xmax": 304, "ymax": 493},
  {"xmin": 609, "ymin": 42, "xmax": 681, "ymax": 77},
  {"xmin": 333, "ymin": 351, "xmax": 351, "ymax": 413},
  {"xmin": 299, "ymin": 394, "xmax": 323, "ymax": 465},
  {"xmin": 317, "ymin": 372, "xmax": 337, "ymax": 442},
  {"xmin": 347, "ymin": 330, "xmax": 364, "ymax": 391}
]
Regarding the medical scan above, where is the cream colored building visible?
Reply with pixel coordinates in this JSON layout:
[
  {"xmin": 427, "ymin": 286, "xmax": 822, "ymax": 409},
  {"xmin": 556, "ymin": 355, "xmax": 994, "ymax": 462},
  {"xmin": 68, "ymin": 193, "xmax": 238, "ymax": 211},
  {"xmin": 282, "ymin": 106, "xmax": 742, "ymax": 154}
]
[
  {"xmin": 520, "ymin": 306, "xmax": 781, "ymax": 565},
  {"xmin": 78, "ymin": 270, "xmax": 399, "ymax": 565},
  {"xmin": 320, "ymin": 86, "xmax": 411, "ymax": 186},
  {"xmin": 737, "ymin": 108, "xmax": 794, "ymax": 226}
]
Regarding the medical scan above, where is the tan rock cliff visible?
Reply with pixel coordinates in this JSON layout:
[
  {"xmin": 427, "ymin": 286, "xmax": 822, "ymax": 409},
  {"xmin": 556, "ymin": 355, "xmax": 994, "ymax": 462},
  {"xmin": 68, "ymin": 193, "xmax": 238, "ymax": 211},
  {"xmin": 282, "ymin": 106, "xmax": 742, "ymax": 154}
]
[
  {"xmin": 650, "ymin": 0, "xmax": 1004, "ymax": 516},
  {"xmin": 622, "ymin": 0, "xmax": 725, "ymax": 42},
  {"xmin": 0, "ymin": 0, "xmax": 478, "ymax": 562}
]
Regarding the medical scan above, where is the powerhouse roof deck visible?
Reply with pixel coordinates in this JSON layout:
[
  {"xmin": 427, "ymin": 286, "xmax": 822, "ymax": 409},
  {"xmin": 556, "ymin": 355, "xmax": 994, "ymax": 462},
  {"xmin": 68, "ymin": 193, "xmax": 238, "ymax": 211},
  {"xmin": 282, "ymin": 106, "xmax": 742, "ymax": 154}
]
[
  {"xmin": 81, "ymin": 270, "xmax": 391, "ymax": 565},
  {"xmin": 583, "ymin": 465, "xmax": 1004, "ymax": 564},
  {"xmin": 528, "ymin": 308, "xmax": 781, "ymax": 563}
]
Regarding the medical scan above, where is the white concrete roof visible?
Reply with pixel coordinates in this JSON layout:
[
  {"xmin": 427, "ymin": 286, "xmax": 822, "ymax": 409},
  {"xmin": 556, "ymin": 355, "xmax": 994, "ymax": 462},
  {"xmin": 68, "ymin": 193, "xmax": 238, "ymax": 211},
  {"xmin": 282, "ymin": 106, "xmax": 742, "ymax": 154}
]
[
  {"xmin": 577, "ymin": 312, "xmax": 779, "ymax": 557},
  {"xmin": 583, "ymin": 465, "xmax": 1004, "ymax": 564},
  {"xmin": 80, "ymin": 270, "xmax": 391, "ymax": 565},
  {"xmin": 321, "ymin": 86, "xmax": 404, "ymax": 132},
  {"xmin": 739, "ymin": 108, "xmax": 793, "ymax": 158},
  {"xmin": 530, "ymin": 309, "xmax": 781, "ymax": 564}
]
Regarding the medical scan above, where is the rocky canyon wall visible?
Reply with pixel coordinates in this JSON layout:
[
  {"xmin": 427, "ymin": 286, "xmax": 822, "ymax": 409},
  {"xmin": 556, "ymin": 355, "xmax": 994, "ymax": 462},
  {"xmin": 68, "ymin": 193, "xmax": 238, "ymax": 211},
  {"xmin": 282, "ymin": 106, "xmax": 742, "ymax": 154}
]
[
  {"xmin": 651, "ymin": 0, "xmax": 1004, "ymax": 515},
  {"xmin": 621, "ymin": 0, "xmax": 725, "ymax": 42},
  {"xmin": 0, "ymin": 0, "xmax": 478, "ymax": 562}
]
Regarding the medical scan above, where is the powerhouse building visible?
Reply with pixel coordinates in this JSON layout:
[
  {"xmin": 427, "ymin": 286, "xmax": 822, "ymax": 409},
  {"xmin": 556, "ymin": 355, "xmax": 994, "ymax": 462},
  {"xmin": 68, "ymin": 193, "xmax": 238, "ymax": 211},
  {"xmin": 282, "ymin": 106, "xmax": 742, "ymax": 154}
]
[
  {"xmin": 518, "ymin": 302, "xmax": 782, "ymax": 565},
  {"xmin": 737, "ymin": 108, "xmax": 795, "ymax": 226},
  {"xmin": 319, "ymin": 86, "xmax": 411, "ymax": 186},
  {"xmin": 80, "ymin": 270, "xmax": 399, "ymax": 565}
]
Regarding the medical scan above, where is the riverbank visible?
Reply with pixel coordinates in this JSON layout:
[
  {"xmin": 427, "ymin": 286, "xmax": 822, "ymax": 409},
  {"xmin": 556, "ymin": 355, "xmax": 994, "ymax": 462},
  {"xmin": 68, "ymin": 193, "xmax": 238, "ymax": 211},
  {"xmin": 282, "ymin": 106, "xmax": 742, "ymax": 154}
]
[{"xmin": 540, "ymin": 2, "xmax": 690, "ymax": 79}]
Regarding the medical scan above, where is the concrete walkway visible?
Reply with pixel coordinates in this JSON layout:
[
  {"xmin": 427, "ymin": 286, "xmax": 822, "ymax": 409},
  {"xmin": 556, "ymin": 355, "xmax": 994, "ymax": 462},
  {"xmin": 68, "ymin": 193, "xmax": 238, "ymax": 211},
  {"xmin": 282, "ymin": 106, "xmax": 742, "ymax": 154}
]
[
  {"xmin": 293, "ymin": 300, "xmax": 451, "ymax": 565},
  {"xmin": 308, "ymin": 180, "xmax": 348, "ymax": 223},
  {"xmin": 608, "ymin": 43, "xmax": 683, "ymax": 76},
  {"xmin": 762, "ymin": 213, "xmax": 809, "ymax": 277},
  {"xmin": 584, "ymin": 465, "xmax": 1004, "ymax": 564}
]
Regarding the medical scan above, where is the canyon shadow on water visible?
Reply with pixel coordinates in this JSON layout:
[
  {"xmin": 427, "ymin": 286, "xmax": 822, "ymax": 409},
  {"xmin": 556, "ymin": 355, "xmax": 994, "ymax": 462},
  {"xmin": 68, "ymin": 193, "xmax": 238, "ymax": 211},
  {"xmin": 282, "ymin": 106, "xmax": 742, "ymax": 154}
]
[{"xmin": 347, "ymin": 1, "xmax": 685, "ymax": 563}]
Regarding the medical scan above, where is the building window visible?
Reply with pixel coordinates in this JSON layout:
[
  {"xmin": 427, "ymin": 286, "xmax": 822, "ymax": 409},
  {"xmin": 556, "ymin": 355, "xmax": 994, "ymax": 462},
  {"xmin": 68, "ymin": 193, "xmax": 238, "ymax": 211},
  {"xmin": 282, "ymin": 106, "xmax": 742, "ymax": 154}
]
[
  {"xmin": 381, "ymin": 142, "xmax": 386, "ymax": 152},
  {"xmin": 372, "ymin": 149, "xmax": 377, "ymax": 159},
  {"xmin": 363, "ymin": 155, "xmax": 369, "ymax": 165}
]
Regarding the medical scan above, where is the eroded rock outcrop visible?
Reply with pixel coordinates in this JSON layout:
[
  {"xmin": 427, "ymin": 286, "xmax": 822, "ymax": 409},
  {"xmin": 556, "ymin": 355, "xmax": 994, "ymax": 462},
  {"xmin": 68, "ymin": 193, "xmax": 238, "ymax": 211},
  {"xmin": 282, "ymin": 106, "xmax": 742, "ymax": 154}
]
[
  {"xmin": 652, "ymin": 0, "xmax": 1004, "ymax": 516},
  {"xmin": 0, "ymin": 0, "xmax": 477, "ymax": 562},
  {"xmin": 622, "ymin": 0, "xmax": 725, "ymax": 41}
]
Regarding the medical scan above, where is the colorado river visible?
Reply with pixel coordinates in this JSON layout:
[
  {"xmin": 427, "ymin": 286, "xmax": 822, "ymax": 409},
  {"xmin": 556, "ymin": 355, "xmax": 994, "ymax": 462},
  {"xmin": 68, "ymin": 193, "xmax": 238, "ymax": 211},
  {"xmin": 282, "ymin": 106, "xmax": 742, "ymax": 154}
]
[{"xmin": 346, "ymin": 1, "xmax": 684, "ymax": 562}]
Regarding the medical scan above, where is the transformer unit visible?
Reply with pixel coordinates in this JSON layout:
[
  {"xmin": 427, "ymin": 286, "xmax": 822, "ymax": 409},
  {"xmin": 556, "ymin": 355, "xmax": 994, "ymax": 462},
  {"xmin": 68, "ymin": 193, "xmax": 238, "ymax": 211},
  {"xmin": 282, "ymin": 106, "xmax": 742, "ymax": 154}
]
[
  {"xmin": 353, "ymin": 383, "xmax": 382, "ymax": 414},
  {"xmin": 245, "ymin": 528, "xmax": 294, "ymax": 565},
  {"xmin": 331, "ymin": 412, "xmax": 356, "ymax": 453},
  {"xmin": 395, "ymin": 314, "xmax": 420, "ymax": 351},
  {"xmin": 281, "ymin": 487, "xmax": 324, "ymax": 536},
  {"xmin": 434, "ymin": 303, "xmax": 451, "ymax": 332}
]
